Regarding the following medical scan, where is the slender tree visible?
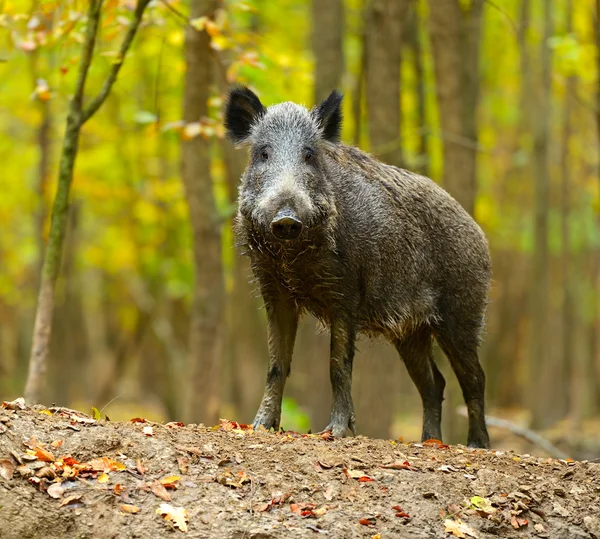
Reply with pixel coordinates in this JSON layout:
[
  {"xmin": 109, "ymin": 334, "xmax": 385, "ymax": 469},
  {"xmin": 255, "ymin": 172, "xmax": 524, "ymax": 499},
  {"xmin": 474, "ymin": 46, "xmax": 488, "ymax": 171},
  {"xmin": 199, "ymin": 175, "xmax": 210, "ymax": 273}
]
[
  {"xmin": 561, "ymin": 0, "xmax": 577, "ymax": 427},
  {"xmin": 365, "ymin": 0, "xmax": 408, "ymax": 168},
  {"xmin": 312, "ymin": 0, "xmax": 344, "ymax": 103},
  {"xmin": 427, "ymin": 0, "xmax": 484, "ymax": 215},
  {"xmin": 530, "ymin": 0, "xmax": 553, "ymax": 430},
  {"xmin": 24, "ymin": 0, "xmax": 150, "ymax": 403},
  {"xmin": 407, "ymin": 0, "xmax": 429, "ymax": 177},
  {"xmin": 181, "ymin": 0, "xmax": 223, "ymax": 425}
]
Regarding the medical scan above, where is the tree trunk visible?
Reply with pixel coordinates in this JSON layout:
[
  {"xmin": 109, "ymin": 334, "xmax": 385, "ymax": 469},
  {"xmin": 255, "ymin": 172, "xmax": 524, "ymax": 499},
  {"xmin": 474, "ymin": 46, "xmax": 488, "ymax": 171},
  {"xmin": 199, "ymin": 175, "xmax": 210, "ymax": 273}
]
[
  {"xmin": 365, "ymin": 0, "xmax": 408, "ymax": 168},
  {"xmin": 592, "ymin": 0, "xmax": 600, "ymax": 415},
  {"xmin": 561, "ymin": 0, "xmax": 579, "ymax": 428},
  {"xmin": 181, "ymin": 0, "xmax": 223, "ymax": 425},
  {"xmin": 427, "ymin": 0, "xmax": 483, "ymax": 215},
  {"xmin": 23, "ymin": 0, "xmax": 150, "ymax": 404},
  {"xmin": 408, "ymin": 1, "xmax": 429, "ymax": 177},
  {"xmin": 312, "ymin": 0, "xmax": 344, "ymax": 103},
  {"xmin": 529, "ymin": 0, "xmax": 553, "ymax": 430}
]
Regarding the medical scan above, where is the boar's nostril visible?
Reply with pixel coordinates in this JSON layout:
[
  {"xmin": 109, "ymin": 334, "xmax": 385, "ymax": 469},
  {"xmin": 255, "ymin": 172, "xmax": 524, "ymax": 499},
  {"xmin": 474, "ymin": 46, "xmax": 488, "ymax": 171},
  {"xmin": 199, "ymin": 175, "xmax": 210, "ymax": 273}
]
[{"xmin": 270, "ymin": 214, "xmax": 303, "ymax": 241}]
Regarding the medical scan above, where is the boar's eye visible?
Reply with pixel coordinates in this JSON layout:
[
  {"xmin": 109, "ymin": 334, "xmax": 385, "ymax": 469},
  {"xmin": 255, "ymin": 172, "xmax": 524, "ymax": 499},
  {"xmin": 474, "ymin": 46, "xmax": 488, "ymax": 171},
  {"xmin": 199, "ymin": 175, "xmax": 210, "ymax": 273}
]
[{"xmin": 304, "ymin": 148, "xmax": 315, "ymax": 163}]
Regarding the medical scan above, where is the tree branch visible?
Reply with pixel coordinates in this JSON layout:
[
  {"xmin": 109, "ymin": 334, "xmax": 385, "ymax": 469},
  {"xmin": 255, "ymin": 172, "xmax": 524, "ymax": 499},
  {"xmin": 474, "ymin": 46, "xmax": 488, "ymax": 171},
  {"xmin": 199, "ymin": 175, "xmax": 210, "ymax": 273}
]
[
  {"xmin": 72, "ymin": 0, "xmax": 103, "ymax": 115},
  {"xmin": 81, "ymin": 0, "xmax": 151, "ymax": 123},
  {"xmin": 456, "ymin": 407, "xmax": 570, "ymax": 460}
]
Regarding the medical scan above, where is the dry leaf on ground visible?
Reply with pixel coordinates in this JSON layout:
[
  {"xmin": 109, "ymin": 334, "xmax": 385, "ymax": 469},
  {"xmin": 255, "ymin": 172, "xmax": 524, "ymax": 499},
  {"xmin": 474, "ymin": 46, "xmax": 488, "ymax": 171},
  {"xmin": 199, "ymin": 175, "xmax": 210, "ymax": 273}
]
[
  {"xmin": 343, "ymin": 468, "xmax": 375, "ymax": 482},
  {"xmin": 157, "ymin": 503, "xmax": 189, "ymax": 532},
  {"xmin": 444, "ymin": 518, "xmax": 478, "ymax": 538},
  {"xmin": 0, "ymin": 459, "xmax": 15, "ymax": 480}
]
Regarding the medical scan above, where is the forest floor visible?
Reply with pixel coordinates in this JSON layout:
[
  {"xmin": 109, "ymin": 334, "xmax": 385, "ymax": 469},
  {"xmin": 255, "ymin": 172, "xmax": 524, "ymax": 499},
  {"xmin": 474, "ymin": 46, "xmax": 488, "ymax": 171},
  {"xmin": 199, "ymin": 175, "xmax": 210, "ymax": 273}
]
[{"xmin": 0, "ymin": 400, "xmax": 599, "ymax": 539}]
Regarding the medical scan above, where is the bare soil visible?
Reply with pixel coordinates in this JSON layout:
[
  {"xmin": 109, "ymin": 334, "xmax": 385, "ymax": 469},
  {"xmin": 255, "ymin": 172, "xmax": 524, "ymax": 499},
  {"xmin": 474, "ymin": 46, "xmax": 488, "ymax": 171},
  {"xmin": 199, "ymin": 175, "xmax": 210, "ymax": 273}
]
[{"xmin": 0, "ymin": 401, "xmax": 599, "ymax": 539}]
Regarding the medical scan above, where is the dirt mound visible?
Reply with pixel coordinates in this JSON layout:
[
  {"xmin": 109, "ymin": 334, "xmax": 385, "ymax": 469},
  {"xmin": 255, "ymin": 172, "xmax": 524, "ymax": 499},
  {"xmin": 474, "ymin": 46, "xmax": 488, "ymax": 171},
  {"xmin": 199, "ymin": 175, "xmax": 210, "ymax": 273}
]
[{"xmin": 0, "ymin": 400, "xmax": 598, "ymax": 538}]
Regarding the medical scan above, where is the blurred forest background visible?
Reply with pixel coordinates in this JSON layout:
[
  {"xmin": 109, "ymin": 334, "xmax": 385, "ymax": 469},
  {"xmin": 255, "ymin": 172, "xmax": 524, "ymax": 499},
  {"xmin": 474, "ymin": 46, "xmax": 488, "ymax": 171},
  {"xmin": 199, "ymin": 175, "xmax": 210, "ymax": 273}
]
[{"xmin": 0, "ymin": 0, "xmax": 599, "ymax": 458}]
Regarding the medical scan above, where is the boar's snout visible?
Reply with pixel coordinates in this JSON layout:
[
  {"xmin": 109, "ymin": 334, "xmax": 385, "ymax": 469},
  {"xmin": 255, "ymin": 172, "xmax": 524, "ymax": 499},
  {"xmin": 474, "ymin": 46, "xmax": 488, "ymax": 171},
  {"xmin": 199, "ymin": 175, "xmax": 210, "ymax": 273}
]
[{"xmin": 270, "ymin": 208, "xmax": 303, "ymax": 241}]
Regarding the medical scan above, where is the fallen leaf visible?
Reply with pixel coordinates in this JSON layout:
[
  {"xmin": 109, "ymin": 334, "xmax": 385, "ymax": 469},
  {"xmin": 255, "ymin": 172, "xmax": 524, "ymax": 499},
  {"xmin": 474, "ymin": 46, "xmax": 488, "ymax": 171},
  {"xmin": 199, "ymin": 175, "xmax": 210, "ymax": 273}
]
[
  {"xmin": 113, "ymin": 483, "xmax": 124, "ymax": 495},
  {"xmin": 63, "ymin": 456, "xmax": 80, "ymax": 467},
  {"xmin": 272, "ymin": 492, "xmax": 291, "ymax": 505},
  {"xmin": 218, "ymin": 418, "xmax": 253, "ymax": 431},
  {"xmin": 447, "ymin": 504, "xmax": 462, "ymax": 516},
  {"xmin": 35, "ymin": 446, "xmax": 55, "ymax": 463},
  {"xmin": 36, "ymin": 466, "xmax": 56, "ymax": 479},
  {"xmin": 392, "ymin": 505, "xmax": 410, "ymax": 518},
  {"xmin": 511, "ymin": 516, "xmax": 528, "ymax": 529},
  {"xmin": 359, "ymin": 517, "xmax": 377, "ymax": 526},
  {"xmin": 324, "ymin": 485, "xmax": 335, "ymax": 501},
  {"xmin": 165, "ymin": 421, "xmax": 185, "ymax": 428},
  {"xmin": 60, "ymin": 494, "xmax": 83, "ymax": 507},
  {"xmin": 130, "ymin": 417, "xmax": 147, "ymax": 423},
  {"xmin": 1, "ymin": 397, "xmax": 25, "ymax": 410},
  {"xmin": 47, "ymin": 482, "xmax": 65, "ymax": 499},
  {"xmin": 256, "ymin": 501, "xmax": 272, "ymax": 512},
  {"xmin": 91, "ymin": 407, "xmax": 102, "ymax": 420},
  {"xmin": 290, "ymin": 503, "xmax": 301, "ymax": 514},
  {"xmin": 160, "ymin": 475, "xmax": 181, "ymax": 489},
  {"xmin": 177, "ymin": 457, "xmax": 189, "ymax": 474},
  {"xmin": 121, "ymin": 504, "xmax": 141, "ymax": 514},
  {"xmin": 88, "ymin": 457, "xmax": 126, "ymax": 473},
  {"xmin": 444, "ymin": 518, "xmax": 478, "ymax": 538},
  {"xmin": 50, "ymin": 440, "xmax": 63, "ymax": 448},
  {"xmin": 424, "ymin": 439, "xmax": 450, "ymax": 449},
  {"xmin": 438, "ymin": 464, "xmax": 457, "ymax": 473},
  {"xmin": 371, "ymin": 535, "xmax": 382, "ymax": 539},
  {"xmin": 136, "ymin": 458, "xmax": 147, "ymax": 475},
  {"xmin": 151, "ymin": 480, "xmax": 172, "ymax": 501},
  {"xmin": 0, "ymin": 459, "xmax": 15, "ymax": 480},
  {"xmin": 469, "ymin": 496, "xmax": 496, "ymax": 516},
  {"xmin": 142, "ymin": 426, "xmax": 154, "ymax": 436},
  {"xmin": 343, "ymin": 468, "xmax": 375, "ymax": 482},
  {"xmin": 313, "ymin": 506, "xmax": 328, "ymax": 517},
  {"xmin": 381, "ymin": 461, "xmax": 416, "ymax": 471},
  {"xmin": 97, "ymin": 473, "xmax": 109, "ymax": 484},
  {"xmin": 216, "ymin": 469, "xmax": 250, "ymax": 488},
  {"xmin": 39, "ymin": 409, "xmax": 53, "ymax": 416},
  {"xmin": 156, "ymin": 503, "xmax": 189, "ymax": 532}
]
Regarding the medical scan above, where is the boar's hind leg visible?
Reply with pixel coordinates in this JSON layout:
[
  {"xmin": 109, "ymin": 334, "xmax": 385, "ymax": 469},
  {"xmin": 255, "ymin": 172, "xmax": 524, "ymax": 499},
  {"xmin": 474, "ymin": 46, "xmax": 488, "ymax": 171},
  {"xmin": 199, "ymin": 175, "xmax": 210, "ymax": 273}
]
[
  {"xmin": 394, "ymin": 327, "xmax": 445, "ymax": 442},
  {"xmin": 434, "ymin": 322, "xmax": 490, "ymax": 449},
  {"xmin": 322, "ymin": 320, "xmax": 356, "ymax": 437},
  {"xmin": 252, "ymin": 299, "xmax": 298, "ymax": 431}
]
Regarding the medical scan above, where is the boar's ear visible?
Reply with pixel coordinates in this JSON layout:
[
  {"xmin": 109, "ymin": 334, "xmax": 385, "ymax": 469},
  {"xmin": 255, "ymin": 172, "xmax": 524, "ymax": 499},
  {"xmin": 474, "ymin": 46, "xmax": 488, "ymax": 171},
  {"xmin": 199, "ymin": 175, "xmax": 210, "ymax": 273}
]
[
  {"xmin": 313, "ymin": 90, "xmax": 343, "ymax": 143},
  {"xmin": 224, "ymin": 85, "xmax": 266, "ymax": 144}
]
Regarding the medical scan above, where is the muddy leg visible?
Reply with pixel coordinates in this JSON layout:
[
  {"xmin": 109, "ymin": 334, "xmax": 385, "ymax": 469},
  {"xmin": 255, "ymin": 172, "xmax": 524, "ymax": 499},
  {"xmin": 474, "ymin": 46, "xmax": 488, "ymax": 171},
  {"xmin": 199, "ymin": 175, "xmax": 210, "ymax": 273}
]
[
  {"xmin": 395, "ymin": 327, "xmax": 445, "ymax": 442},
  {"xmin": 322, "ymin": 319, "xmax": 356, "ymax": 437},
  {"xmin": 252, "ymin": 299, "xmax": 298, "ymax": 431}
]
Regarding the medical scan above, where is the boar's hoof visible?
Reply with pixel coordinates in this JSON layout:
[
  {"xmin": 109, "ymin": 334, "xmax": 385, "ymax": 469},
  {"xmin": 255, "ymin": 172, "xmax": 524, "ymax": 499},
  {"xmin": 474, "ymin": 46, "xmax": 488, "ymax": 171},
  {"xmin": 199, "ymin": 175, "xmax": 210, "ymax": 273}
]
[
  {"xmin": 251, "ymin": 408, "xmax": 281, "ymax": 432},
  {"xmin": 322, "ymin": 415, "xmax": 356, "ymax": 438}
]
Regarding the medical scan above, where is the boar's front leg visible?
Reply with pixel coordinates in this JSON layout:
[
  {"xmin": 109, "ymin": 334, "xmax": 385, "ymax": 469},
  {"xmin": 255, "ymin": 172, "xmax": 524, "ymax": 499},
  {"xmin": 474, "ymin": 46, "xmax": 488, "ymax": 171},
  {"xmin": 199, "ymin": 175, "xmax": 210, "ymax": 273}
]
[
  {"xmin": 252, "ymin": 298, "xmax": 298, "ymax": 431},
  {"xmin": 323, "ymin": 319, "xmax": 356, "ymax": 437}
]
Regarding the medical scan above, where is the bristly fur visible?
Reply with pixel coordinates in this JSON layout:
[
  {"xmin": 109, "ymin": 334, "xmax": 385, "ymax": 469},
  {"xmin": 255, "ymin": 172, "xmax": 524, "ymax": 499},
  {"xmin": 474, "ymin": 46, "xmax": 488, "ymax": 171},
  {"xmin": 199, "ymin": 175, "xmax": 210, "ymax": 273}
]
[{"xmin": 224, "ymin": 86, "xmax": 492, "ymax": 448}]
